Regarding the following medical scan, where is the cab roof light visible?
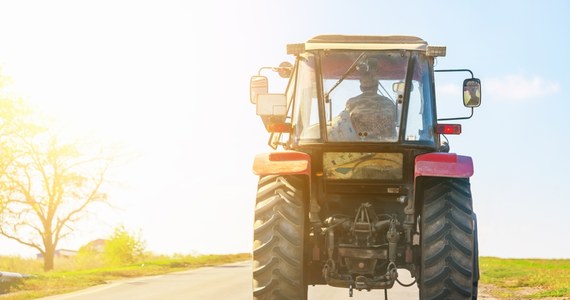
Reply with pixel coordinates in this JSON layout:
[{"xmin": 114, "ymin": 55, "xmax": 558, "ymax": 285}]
[
  {"xmin": 437, "ymin": 124, "xmax": 462, "ymax": 135},
  {"xmin": 426, "ymin": 46, "xmax": 447, "ymax": 57},
  {"xmin": 287, "ymin": 43, "xmax": 305, "ymax": 55}
]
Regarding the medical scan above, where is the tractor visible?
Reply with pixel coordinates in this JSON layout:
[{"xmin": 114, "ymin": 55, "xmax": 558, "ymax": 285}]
[{"xmin": 250, "ymin": 35, "xmax": 481, "ymax": 299}]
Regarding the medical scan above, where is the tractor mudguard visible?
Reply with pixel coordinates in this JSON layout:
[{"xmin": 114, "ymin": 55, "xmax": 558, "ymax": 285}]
[
  {"xmin": 253, "ymin": 151, "xmax": 311, "ymax": 176},
  {"xmin": 414, "ymin": 152, "xmax": 473, "ymax": 179}
]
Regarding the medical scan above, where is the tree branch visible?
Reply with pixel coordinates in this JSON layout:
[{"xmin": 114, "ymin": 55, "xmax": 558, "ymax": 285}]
[{"xmin": 0, "ymin": 228, "xmax": 43, "ymax": 253}]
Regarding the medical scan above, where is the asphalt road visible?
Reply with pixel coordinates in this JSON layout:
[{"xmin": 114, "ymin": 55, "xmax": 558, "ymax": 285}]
[{"xmin": 39, "ymin": 261, "xmax": 421, "ymax": 300}]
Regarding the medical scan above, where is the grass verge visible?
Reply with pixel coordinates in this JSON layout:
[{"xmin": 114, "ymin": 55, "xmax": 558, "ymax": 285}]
[
  {"xmin": 0, "ymin": 253, "xmax": 251, "ymax": 300},
  {"xmin": 480, "ymin": 256, "xmax": 570, "ymax": 299},
  {"xmin": 4, "ymin": 255, "xmax": 568, "ymax": 299}
]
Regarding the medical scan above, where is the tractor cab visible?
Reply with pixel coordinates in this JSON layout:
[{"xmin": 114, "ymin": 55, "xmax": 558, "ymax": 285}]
[{"xmin": 250, "ymin": 35, "xmax": 480, "ymax": 151}]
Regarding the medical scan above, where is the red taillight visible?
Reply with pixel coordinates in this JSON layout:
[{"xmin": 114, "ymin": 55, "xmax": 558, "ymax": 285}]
[{"xmin": 437, "ymin": 124, "xmax": 462, "ymax": 135}]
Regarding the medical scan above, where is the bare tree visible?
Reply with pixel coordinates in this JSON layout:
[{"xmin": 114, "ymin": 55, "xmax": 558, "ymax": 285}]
[
  {"xmin": 0, "ymin": 90, "xmax": 41, "ymax": 220},
  {"xmin": 0, "ymin": 98, "xmax": 37, "ymax": 169},
  {"xmin": 0, "ymin": 132, "xmax": 114, "ymax": 271}
]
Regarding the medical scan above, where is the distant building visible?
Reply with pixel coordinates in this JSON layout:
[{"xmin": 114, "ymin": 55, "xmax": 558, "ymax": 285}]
[
  {"xmin": 82, "ymin": 239, "xmax": 107, "ymax": 253},
  {"xmin": 36, "ymin": 249, "xmax": 78, "ymax": 260},
  {"xmin": 35, "ymin": 239, "xmax": 107, "ymax": 259}
]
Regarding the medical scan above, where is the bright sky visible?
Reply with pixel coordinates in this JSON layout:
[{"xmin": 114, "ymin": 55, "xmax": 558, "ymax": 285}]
[{"xmin": 0, "ymin": 0, "xmax": 568, "ymax": 259}]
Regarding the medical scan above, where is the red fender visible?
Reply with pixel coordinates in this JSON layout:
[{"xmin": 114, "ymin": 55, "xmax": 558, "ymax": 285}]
[
  {"xmin": 414, "ymin": 152, "xmax": 474, "ymax": 179},
  {"xmin": 253, "ymin": 151, "xmax": 311, "ymax": 177}
]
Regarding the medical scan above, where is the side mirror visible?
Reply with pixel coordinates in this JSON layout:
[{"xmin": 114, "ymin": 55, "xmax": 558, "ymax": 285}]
[
  {"xmin": 250, "ymin": 76, "xmax": 268, "ymax": 104},
  {"xmin": 463, "ymin": 78, "xmax": 481, "ymax": 107},
  {"xmin": 391, "ymin": 81, "xmax": 413, "ymax": 93},
  {"xmin": 392, "ymin": 81, "xmax": 405, "ymax": 94},
  {"xmin": 256, "ymin": 94, "xmax": 287, "ymax": 117},
  {"xmin": 256, "ymin": 94, "xmax": 290, "ymax": 133}
]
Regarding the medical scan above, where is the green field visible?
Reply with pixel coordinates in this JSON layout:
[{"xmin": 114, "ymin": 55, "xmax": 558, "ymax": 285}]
[
  {"xmin": 480, "ymin": 257, "xmax": 570, "ymax": 299},
  {"xmin": 0, "ymin": 253, "xmax": 251, "ymax": 300}
]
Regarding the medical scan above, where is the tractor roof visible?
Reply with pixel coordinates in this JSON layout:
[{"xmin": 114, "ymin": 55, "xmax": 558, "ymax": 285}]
[
  {"xmin": 287, "ymin": 35, "xmax": 444, "ymax": 57},
  {"xmin": 301, "ymin": 35, "xmax": 428, "ymax": 51}
]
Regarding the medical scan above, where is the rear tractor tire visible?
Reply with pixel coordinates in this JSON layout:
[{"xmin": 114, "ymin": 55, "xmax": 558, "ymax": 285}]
[
  {"xmin": 252, "ymin": 175, "xmax": 307, "ymax": 300},
  {"xmin": 420, "ymin": 177, "xmax": 478, "ymax": 299}
]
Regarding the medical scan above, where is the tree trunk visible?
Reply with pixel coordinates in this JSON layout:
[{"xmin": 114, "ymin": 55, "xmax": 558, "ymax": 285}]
[{"xmin": 44, "ymin": 245, "xmax": 55, "ymax": 271}]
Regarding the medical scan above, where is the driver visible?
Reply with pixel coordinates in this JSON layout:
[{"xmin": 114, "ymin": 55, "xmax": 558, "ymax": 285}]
[{"xmin": 346, "ymin": 73, "xmax": 397, "ymax": 140}]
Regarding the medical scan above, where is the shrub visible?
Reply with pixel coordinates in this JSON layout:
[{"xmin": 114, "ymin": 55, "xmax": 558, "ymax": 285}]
[{"xmin": 103, "ymin": 226, "xmax": 146, "ymax": 266}]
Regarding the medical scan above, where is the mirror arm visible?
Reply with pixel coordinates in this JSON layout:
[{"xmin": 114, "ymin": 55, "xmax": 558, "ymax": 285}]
[
  {"xmin": 257, "ymin": 63, "xmax": 293, "ymax": 78},
  {"xmin": 257, "ymin": 66, "xmax": 275, "ymax": 76},
  {"xmin": 437, "ymin": 107, "xmax": 474, "ymax": 121},
  {"xmin": 434, "ymin": 68, "xmax": 474, "ymax": 78}
]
